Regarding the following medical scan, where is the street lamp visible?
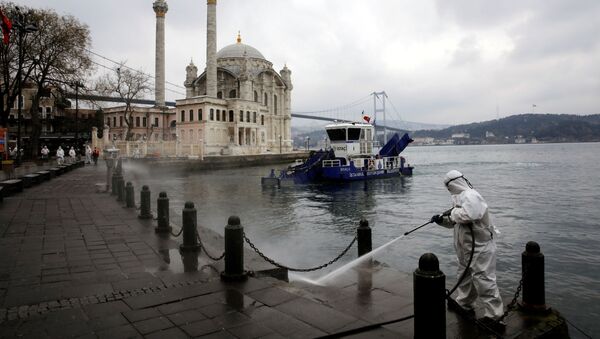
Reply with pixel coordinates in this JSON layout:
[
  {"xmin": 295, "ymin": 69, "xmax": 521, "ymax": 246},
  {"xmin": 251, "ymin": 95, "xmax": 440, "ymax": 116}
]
[
  {"xmin": 14, "ymin": 8, "xmax": 38, "ymax": 166},
  {"xmin": 73, "ymin": 81, "xmax": 84, "ymax": 144},
  {"xmin": 305, "ymin": 136, "xmax": 310, "ymax": 151}
]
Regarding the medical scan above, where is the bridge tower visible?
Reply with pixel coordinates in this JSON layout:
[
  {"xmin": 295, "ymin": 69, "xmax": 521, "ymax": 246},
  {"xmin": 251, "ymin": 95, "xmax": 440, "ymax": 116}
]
[{"xmin": 372, "ymin": 91, "xmax": 387, "ymax": 141}]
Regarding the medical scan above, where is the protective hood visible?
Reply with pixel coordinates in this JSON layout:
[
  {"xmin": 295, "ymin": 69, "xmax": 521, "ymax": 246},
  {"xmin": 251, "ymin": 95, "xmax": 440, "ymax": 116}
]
[{"xmin": 444, "ymin": 170, "xmax": 473, "ymax": 195}]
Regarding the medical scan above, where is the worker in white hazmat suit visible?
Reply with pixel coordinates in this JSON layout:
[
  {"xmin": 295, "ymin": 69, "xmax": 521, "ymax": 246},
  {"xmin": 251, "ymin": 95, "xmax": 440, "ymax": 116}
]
[{"xmin": 431, "ymin": 170, "xmax": 504, "ymax": 328}]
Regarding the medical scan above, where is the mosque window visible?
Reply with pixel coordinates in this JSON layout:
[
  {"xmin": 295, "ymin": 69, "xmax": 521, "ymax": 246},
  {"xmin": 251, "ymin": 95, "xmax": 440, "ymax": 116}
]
[
  {"xmin": 136, "ymin": 117, "xmax": 140, "ymax": 127},
  {"xmin": 239, "ymin": 110, "xmax": 243, "ymax": 122},
  {"xmin": 261, "ymin": 115, "xmax": 264, "ymax": 125},
  {"xmin": 229, "ymin": 90, "xmax": 236, "ymax": 98},
  {"xmin": 264, "ymin": 93, "xmax": 268, "ymax": 106},
  {"xmin": 198, "ymin": 109, "xmax": 202, "ymax": 121},
  {"xmin": 210, "ymin": 108, "xmax": 214, "ymax": 120},
  {"xmin": 189, "ymin": 109, "xmax": 194, "ymax": 121},
  {"xmin": 274, "ymin": 95, "xmax": 278, "ymax": 115},
  {"xmin": 113, "ymin": 117, "xmax": 116, "ymax": 127},
  {"xmin": 229, "ymin": 110, "xmax": 234, "ymax": 122},
  {"xmin": 253, "ymin": 112, "xmax": 256, "ymax": 123},
  {"xmin": 217, "ymin": 91, "xmax": 223, "ymax": 99},
  {"xmin": 246, "ymin": 111, "xmax": 250, "ymax": 122},
  {"xmin": 216, "ymin": 109, "xmax": 221, "ymax": 121},
  {"xmin": 170, "ymin": 120, "xmax": 177, "ymax": 128},
  {"xmin": 254, "ymin": 91, "xmax": 258, "ymax": 102},
  {"xmin": 143, "ymin": 117, "xmax": 147, "ymax": 127},
  {"xmin": 154, "ymin": 117, "xmax": 159, "ymax": 127},
  {"xmin": 222, "ymin": 111, "xmax": 226, "ymax": 121},
  {"xmin": 181, "ymin": 110, "xmax": 185, "ymax": 122},
  {"xmin": 119, "ymin": 116, "xmax": 123, "ymax": 127}
]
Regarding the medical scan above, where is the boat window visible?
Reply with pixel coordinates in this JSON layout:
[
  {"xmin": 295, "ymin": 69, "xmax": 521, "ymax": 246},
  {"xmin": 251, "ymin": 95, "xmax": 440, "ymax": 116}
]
[
  {"xmin": 348, "ymin": 128, "xmax": 361, "ymax": 141},
  {"xmin": 360, "ymin": 129, "xmax": 365, "ymax": 140},
  {"xmin": 327, "ymin": 128, "xmax": 346, "ymax": 141}
]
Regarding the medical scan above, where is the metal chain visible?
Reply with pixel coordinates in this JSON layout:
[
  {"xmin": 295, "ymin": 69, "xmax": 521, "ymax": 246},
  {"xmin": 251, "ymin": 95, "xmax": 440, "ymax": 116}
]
[
  {"xmin": 498, "ymin": 263, "xmax": 526, "ymax": 323},
  {"xmin": 243, "ymin": 231, "xmax": 357, "ymax": 272},
  {"xmin": 170, "ymin": 227, "xmax": 183, "ymax": 237},
  {"xmin": 196, "ymin": 231, "xmax": 225, "ymax": 261}
]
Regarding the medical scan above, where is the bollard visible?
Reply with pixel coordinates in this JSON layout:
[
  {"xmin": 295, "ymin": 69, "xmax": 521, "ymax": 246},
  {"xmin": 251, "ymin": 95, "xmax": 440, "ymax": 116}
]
[
  {"xmin": 116, "ymin": 176, "xmax": 125, "ymax": 202},
  {"xmin": 111, "ymin": 172, "xmax": 118, "ymax": 195},
  {"xmin": 220, "ymin": 216, "xmax": 247, "ymax": 282},
  {"xmin": 179, "ymin": 202, "xmax": 200, "ymax": 252},
  {"xmin": 155, "ymin": 192, "xmax": 172, "ymax": 233},
  {"xmin": 125, "ymin": 182, "xmax": 135, "ymax": 208},
  {"xmin": 414, "ymin": 253, "xmax": 445, "ymax": 339},
  {"xmin": 522, "ymin": 241, "xmax": 546, "ymax": 309},
  {"xmin": 357, "ymin": 218, "xmax": 372, "ymax": 257},
  {"xmin": 138, "ymin": 185, "xmax": 153, "ymax": 219}
]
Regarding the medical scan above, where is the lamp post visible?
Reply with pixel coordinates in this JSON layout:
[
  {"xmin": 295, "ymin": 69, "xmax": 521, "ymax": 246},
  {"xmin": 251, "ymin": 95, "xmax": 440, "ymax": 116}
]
[
  {"xmin": 73, "ymin": 81, "xmax": 84, "ymax": 145},
  {"xmin": 305, "ymin": 136, "xmax": 310, "ymax": 151},
  {"xmin": 278, "ymin": 134, "xmax": 282, "ymax": 154},
  {"xmin": 14, "ymin": 8, "xmax": 38, "ymax": 166}
]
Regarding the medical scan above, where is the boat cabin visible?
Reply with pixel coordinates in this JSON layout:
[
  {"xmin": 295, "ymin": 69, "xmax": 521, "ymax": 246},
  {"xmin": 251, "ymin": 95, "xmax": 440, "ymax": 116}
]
[{"xmin": 325, "ymin": 122, "xmax": 380, "ymax": 159}]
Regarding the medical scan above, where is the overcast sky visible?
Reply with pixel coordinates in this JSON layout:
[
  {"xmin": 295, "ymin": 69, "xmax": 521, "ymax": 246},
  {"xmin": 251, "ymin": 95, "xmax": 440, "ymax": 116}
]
[{"xmin": 15, "ymin": 0, "xmax": 600, "ymax": 125}]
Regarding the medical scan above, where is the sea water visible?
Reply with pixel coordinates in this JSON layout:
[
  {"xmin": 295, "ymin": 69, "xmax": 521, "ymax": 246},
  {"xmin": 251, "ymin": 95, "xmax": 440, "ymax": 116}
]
[{"xmin": 129, "ymin": 142, "xmax": 600, "ymax": 339}]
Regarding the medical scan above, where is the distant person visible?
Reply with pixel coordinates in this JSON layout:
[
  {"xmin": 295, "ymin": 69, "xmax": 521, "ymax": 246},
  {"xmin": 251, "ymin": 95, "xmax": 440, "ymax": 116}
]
[
  {"xmin": 431, "ymin": 170, "xmax": 504, "ymax": 331},
  {"xmin": 92, "ymin": 147, "xmax": 100, "ymax": 165},
  {"xmin": 85, "ymin": 144, "xmax": 92, "ymax": 164},
  {"xmin": 68, "ymin": 147, "xmax": 76, "ymax": 163},
  {"xmin": 56, "ymin": 146, "xmax": 65, "ymax": 165},
  {"xmin": 41, "ymin": 145, "xmax": 49, "ymax": 160}
]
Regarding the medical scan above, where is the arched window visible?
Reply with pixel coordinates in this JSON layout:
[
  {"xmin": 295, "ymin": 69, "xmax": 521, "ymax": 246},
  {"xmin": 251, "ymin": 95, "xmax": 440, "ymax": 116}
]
[
  {"xmin": 229, "ymin": 110, "xmax": 234, "ymax": 122},
  {"xmin": 198, "ymin": 109, "xmax": 202, "ymax": 121},
  {"xmin": 216, "ymin": 109, "xmax": 221, "ymax": 121},
  {"xmin": 264, "ymin": 93, "xmax": 268, "ymax": 106},
  {"xmin": 210, "ymin": 108, "xmax": 214, "ymax": 120},
  {"xmin": 261, "ymin": 115, "xmax": 264, "ymax": 125},
  {"xmin": 254, "ymin": 91, "xmax": 258, "ymax": 102},
  {"xmin": 229, "ymin": 89, "xmax": 236, "ymax": 98},
  {"xmin": 253, "ymin": 112, "xmax": 256, "ymax": 123},
  {"xmin": 189, "ymin": 109, "xmax": 193, "ymax": 121},
  {"xmin": 181, "ymin": 110, "xmax": 185, "ymax": 122},
  {"xmin": 217, "ymin": 91, "xmax": 223, "ymax": 99},
  {"xmin": 170, "ymin": 120, "xmax": 177, "ymax": 128},
  {"xmin": 246, "ymin": 111, "xmax": 250, "ymax": 123},
  {"xmin": 239, "ymin": 110, "xmax": 243, "ymax": 122},
  {"xmin": 274, "ymin": 95, "xmax": 278, "ymax": 115}
]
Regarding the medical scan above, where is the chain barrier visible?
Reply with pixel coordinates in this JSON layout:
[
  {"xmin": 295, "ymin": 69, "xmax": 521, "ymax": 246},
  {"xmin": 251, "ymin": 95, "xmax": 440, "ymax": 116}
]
[
  {"xmin": 498, "ymin": 270, "xmax": 524, "ymax": 323},
  {"xmin": 243, "ymin": 231, "xmax": 357, "ymax": 272},
  {"xmin": 170, "ymin": 227, "xmax": 183, "ymax": 238},
  {"xmin": 196, "ymin": 231, "xmax": 225, "ymax": 261}
]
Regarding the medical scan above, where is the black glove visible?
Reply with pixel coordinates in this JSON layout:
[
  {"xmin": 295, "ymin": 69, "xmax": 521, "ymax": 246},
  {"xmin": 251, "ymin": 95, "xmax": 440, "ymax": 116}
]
[{"xmin": 431, "ymin": 214, "xmax": 444, "ymax": 224}]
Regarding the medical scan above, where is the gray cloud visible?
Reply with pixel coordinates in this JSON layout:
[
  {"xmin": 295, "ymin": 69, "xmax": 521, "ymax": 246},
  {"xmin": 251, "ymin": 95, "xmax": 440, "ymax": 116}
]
[{"xmin": 15, "ymin": 0, "xmax": 600, "ymax": 125}]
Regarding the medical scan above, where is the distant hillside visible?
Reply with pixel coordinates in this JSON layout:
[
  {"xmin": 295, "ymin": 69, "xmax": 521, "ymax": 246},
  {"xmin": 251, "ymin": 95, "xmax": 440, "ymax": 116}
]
[{"xmin": 412, "ymin": 114, "xmax": 600, "ymax": 142}]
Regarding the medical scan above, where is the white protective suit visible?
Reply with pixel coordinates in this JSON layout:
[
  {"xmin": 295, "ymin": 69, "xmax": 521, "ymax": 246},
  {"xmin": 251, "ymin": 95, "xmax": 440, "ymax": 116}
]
[
  {"xmin": 437, "ymin": 170, "xmax": 504, "ymax": 320},
  {"xmin": 56, "ymin": 147, "xmax": 65, "ymax": 165}
]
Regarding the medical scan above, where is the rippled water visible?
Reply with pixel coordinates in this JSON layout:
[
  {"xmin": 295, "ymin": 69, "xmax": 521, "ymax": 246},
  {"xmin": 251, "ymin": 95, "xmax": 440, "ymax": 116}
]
[{"xmin": 127, "ymin": 142, "xmax": 600, "ymax": 338}]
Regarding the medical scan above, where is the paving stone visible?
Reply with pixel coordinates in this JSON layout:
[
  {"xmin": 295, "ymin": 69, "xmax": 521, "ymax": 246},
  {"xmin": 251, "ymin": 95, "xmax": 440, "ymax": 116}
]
[
  {"xmin": 246, "ymin": 286, "xmax": 298, "ymax": 306},
  {"xmin": 274, "ymin": 297, "xmax": 359, "ymax": 334},
  {"xmin": 83, "ymin": 301, "xmax": 130, "ymax": 319},
  {"xmin": 132, "ymin": 315, "xmax": 174, "ymax": 335},
  {"xmin": 197, "ymin": 330, "xmax": 238, "ymax": 339},
  {"xmin": 96, "ymin": 324, "xmax": 141, "ymax": 339},
  {"xmin": 144, "ymin": 326, "xmax": 189, "ymax": 339},
  {"xmin": 88, "ymin": 313, "xmax": 129, "ymax": 331},
  {"xmin": 227, "ymin": 321, "xmax": 277, "ymax": 339},
  {"xmin": 180, "ymin": 318, "xmax": 222, "ymax": 337},
  {"xmin": 123, "ymin": 308, "xmax": 162, "ymax": 323},
  {"xmin": 166, "ymin": 309, "xmax": 206, "ymax": 326}
]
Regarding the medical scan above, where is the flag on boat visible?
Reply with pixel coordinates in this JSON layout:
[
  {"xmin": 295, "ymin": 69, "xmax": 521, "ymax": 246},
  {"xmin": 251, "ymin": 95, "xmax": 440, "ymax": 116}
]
[
  {"xmin": 362, "ymin": 111, "xmax": 371, "ymax": 123},
  {"xmin": 0, "ymin": 8, "xmax": 12, "ymax": 44}
]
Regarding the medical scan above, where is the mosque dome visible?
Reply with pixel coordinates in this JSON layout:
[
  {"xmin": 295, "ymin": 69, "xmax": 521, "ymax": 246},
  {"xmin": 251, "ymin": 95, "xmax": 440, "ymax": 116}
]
[{"xmin": 217, "ymin": 33, "xmax": 265, "ymax": 60}]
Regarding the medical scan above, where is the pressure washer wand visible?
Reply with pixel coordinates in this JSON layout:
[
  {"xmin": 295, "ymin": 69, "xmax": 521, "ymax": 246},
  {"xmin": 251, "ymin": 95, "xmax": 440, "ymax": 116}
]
[
  {"xmin": 403, "ymin": 221, "xmax": 432, "ymax": 236},
  {"xmin": 403, "ymin": 208, "xmax": 454, "ymax": 236}
]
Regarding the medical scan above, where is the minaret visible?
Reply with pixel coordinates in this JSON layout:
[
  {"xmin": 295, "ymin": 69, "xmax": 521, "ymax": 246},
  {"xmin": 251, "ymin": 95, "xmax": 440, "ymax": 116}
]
[
  {"xmin": 153, "ymin": 0, "xmax": 168, "ymax": 107},
  {"xmin": 206, "ymin": 0, "xmax": 218, "ymax": 97}
]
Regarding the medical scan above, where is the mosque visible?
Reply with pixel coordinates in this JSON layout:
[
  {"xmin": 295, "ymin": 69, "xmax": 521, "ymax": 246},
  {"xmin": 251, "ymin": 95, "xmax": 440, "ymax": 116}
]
[{"xmin": 103, "ymin": 0, "xmax": 293, "ymax": 156}]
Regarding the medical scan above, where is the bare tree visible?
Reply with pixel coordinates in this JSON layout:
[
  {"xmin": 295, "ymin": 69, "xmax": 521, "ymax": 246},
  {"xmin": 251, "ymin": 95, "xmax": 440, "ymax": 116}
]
[
  {"xmin": 95, "ymin": 63, "xmax": 151, "ymax": 141},
  {"xmin": 0, "ymin": 2, "xmax": 92, "ymax": 158}
]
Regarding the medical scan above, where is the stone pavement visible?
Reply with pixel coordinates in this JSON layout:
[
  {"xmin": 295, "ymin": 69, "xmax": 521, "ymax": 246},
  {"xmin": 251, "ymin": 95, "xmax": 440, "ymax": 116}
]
[
  {"xmin": 0, "ymin": 163, "xmax": 567, "ymax": 338},
  {"xmin": 0, "ymin": 163, "xmax": 422, "ymax": 338}
]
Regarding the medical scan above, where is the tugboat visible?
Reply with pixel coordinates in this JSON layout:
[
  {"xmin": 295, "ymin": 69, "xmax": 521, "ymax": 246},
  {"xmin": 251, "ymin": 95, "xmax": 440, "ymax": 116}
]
[{"xmin": 262, "ymin": 120, "xmax": 413, "ymax": 186}]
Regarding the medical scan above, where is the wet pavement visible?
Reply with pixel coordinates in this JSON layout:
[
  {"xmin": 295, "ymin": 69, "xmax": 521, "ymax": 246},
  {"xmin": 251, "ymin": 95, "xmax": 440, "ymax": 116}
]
[{"xmin": 0, "ymin": 163, "xmax": 569, "ymax": 338}]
